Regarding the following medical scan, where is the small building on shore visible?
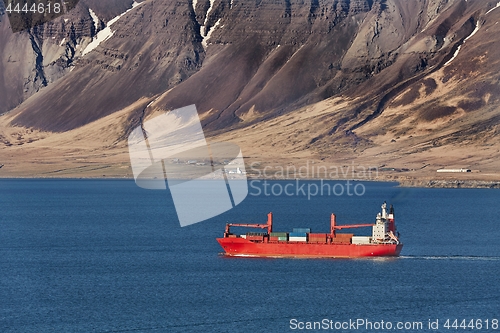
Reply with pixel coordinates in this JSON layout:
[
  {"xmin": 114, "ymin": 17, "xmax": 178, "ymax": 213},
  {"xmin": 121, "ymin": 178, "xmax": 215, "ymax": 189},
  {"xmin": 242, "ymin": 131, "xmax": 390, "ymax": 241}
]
[{"xmin": 437, "ymin": 168, "xmax": 471, "ymax": 173}]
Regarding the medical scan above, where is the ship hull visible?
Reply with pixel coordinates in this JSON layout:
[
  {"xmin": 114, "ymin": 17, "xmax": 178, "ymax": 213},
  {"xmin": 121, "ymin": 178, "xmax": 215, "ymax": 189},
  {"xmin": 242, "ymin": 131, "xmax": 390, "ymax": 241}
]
[{"xmin": 217, "ymin": 238, "xmax": 403, "ymax": 258}]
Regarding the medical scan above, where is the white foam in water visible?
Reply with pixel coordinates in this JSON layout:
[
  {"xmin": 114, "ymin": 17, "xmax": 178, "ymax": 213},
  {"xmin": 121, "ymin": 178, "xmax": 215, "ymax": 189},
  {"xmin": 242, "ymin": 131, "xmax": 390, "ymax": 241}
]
[{"xmin": 400, "ymin": 255, "xmax": 500, "ymax": 261}]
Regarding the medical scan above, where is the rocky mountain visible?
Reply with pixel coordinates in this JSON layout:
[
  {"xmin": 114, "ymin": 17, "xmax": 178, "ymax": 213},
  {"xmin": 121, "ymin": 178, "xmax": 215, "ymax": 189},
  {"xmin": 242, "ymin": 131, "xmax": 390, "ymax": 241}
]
[{"xmin": 1, "ymin": 0, "xmax": 500, "ymax": 179}]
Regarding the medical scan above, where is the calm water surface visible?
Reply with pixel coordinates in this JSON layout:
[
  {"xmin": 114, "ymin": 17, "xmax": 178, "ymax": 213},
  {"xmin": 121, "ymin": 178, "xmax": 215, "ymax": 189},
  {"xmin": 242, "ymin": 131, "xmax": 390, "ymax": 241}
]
[{"xmin": 1, "ymin": 179, "xmax": 499, "ymax": 332}]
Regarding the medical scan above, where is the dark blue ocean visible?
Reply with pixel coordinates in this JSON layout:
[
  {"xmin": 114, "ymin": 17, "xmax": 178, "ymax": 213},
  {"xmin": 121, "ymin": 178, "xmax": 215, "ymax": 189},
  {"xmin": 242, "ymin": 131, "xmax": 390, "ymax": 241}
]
[{"xmin": 1, "ymin": 179, "xmax": 499, "ymax": 333}]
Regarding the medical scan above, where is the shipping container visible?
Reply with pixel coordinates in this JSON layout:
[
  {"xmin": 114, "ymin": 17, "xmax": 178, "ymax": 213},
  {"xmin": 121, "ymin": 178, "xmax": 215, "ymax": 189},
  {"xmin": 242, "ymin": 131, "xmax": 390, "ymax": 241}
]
[
  {"xmin": 289, "ymin": 236, "xmax": 307, "ymax": 242},
  {"xmin": 247, "ymin": 235, "xmax": 264, "ymax": 241},
  {"xmin": 335, "ymin": 233, "xmax": 354, "ymax": 239},
  {"xmin": 247, "ymin": 232, "xmax": 266, "ymax": 236},
  {"xmin": 270, "ymin": 232, "xmax": 288, "ymax": 237},
  {"xmin": 332, "ymin": 239, "xmax": 351, "ymax": 244},
  {"xmin": 278, "ymin": 236, "xmax": 288, "ymax": 241},
  {"xmin": 351, "ymin": 236, "xmax": 372, "ymax": 245},
  {"xmin": 289, "ymin": 232, "xmax": 308, "ymax": 237},
  {"xmin": 293, "ymin": 228, "xmax": 311, "ymax": 233},
  {"xmin": 309, "ymin": 233, "xmax": 327, "ymax": 238},
  {"xmin": 269, "ymin": 236, "xmax": 280, "ymax": 242},
  {"xmin": 308, "ymin": 233, "xmax": 327, "ymax": 243},
  {"xmin": 332, "ymin": 235, "xmax": 352, "ymax": 244}
]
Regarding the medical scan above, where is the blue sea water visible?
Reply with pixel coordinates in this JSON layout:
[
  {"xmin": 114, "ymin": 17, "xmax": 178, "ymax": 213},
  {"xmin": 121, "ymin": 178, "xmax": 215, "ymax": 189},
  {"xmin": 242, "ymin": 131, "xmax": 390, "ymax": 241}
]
[{"xmin": 1, "ymin": 179, "xmax": 499, "ymax": 333}]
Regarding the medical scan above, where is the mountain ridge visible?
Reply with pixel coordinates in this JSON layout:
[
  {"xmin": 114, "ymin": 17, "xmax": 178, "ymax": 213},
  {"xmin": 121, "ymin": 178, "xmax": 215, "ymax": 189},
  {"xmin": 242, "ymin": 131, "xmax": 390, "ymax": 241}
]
[{"xmin": 1, "ymin": 0, "xmax": 500, "ymax": 181}]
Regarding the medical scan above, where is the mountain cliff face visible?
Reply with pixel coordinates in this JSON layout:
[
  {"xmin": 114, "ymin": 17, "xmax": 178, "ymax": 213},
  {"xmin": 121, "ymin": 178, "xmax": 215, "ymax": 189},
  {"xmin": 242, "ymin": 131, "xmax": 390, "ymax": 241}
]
[
  {"xmin": 0, "ymin": 0, "xmax": 140, "ymax": 114},
  {"xmin": 1, "ymin": 0, "xmax": 500, "ymax": 176}
]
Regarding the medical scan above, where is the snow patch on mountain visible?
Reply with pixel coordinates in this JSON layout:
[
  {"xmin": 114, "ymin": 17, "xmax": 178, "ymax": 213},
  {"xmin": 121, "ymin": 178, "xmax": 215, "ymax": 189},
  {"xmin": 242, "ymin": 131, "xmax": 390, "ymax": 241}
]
[
  {"xmin": 202, "ymin": 19, "xmax": 221, "ymax": 48},
  {"xmin": 444, "ymin": 21, "xmax": 480, "ymax": 67},
  {"xmin": 81, "ymin": 26, "xmax": 114, "ymax": 56},
  {"xmin": 200, "ymin": 0, "xmax": 218, "ymax": 49},
  {"xmin": 82, "ymin": 1, "xmax": 144, "ymax": 56},
  {"xmin": 205, "ymin": 0, "xmax": 215, "ymax": 21},
  {"xmin": 88, "ymin": 8, "xmax": 99, "ymax": 32},
  {"xmin": 486, "ymin": 2, "xmax": 500, "ymax": 15}
]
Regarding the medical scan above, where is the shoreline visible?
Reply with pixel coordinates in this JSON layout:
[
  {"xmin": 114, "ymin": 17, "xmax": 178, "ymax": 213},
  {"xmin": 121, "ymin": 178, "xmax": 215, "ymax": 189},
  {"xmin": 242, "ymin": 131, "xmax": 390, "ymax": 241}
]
[{"xmin": 1, "ymin": 174, "xmax": 500, "ymax": 189}]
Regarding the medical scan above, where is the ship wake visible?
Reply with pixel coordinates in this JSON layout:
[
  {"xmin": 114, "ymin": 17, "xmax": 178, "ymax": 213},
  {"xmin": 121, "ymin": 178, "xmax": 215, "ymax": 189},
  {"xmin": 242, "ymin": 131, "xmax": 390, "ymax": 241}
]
[{"xmin": 400, "ymin": 255, "xmax": 500, "ymax": 261}]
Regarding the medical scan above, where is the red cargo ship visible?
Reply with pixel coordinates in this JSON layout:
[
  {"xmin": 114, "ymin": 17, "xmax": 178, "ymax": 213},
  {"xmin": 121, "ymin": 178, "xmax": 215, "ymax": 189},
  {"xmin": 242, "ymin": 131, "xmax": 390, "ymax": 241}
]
[{"xmin": 217, "ymin": 202, "xmax": 402, "ymax": 258}]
